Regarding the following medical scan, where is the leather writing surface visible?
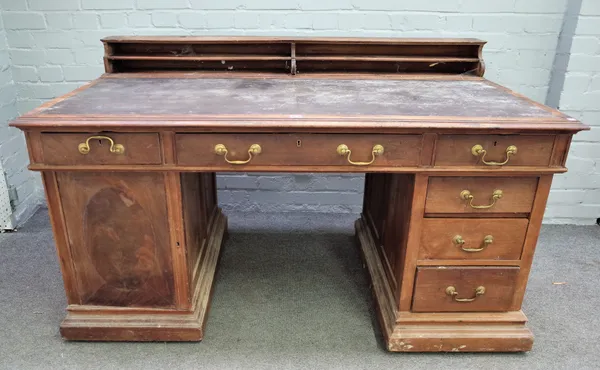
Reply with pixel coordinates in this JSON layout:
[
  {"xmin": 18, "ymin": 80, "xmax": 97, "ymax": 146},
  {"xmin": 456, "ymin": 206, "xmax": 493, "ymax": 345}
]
[{"xmin": 42, "ymin": 78, "xmax": 554, "ymax": 118}]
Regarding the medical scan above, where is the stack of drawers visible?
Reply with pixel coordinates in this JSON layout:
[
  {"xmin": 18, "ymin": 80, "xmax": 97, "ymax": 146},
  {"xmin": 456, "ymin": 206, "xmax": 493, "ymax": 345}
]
[{"xmin": 412, "ymin": 134, "xmax": 554, "ymax": 314}]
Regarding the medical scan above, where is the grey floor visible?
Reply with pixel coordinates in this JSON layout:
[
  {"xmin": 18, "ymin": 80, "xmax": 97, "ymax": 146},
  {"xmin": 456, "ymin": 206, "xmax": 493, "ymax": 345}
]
[{"xmin": 0, "ymin": 209, "xmax": 599, "ymax": 370}]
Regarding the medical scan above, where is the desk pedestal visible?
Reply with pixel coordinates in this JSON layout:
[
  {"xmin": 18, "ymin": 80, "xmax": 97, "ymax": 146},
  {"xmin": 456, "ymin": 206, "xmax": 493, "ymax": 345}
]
[
  {"xmin": 356, "ymin": 218, "xmax": 533, "ymax": 352},
  {"xmin": 356, "ymin": 173, "xmax": 541, "ymax": 352},
  {"xmin": 42, "ymin": 170, "xmax": 546, "ymax": 350},
  {"xmin": 43, "ymin": 171, "xmax": 227, "ymax": 341}
]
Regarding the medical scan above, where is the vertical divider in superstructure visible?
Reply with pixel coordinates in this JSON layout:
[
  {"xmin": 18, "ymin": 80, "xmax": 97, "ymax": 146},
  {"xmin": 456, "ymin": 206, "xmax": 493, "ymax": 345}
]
[{"xmin": 290, "ymin": 42, "xmax": 297, "ymax": 75}]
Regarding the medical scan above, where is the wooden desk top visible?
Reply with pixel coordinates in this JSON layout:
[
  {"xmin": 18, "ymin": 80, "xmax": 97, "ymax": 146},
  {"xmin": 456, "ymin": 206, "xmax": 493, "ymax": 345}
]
[
  {"xmin": 13, "ymin": 75, "xmax": 585, "ymax": 133},
  {"xmin": 11, "ymin": 36, "xmax": 586, "ymax": 133}
]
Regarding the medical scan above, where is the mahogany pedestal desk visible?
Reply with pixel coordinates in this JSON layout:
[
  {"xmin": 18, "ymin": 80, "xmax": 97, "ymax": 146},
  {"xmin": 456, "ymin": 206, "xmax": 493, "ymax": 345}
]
[{"xmin": 11, "ymin": 37, "xmax": 588, "ymax": 352}]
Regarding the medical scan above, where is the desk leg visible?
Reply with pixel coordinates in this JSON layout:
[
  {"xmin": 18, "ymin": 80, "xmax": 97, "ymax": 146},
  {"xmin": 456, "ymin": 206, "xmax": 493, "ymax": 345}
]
[
  {"xmin": 43, "ymin": 171, "xmax": 226, "ymax": 341},
  {"xmin": 357, "ymin": 173, "xmax": 534, "ymax": 352}
]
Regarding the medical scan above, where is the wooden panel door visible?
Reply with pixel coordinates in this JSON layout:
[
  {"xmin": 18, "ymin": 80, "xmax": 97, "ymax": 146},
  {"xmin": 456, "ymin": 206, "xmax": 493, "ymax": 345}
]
[{"xmin": 56, "ymin": 172, "xmax": 175, "ymax": 308}]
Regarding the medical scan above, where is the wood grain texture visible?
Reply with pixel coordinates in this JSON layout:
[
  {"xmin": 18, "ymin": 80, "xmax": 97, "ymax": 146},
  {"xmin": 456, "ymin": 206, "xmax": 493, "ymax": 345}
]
[
  {"xmin": 99, "ymin": 71, "xmax": 485, "ymax": 80},
  {"xmin": 550, "ymin": 134, "xmax": 573, "ymax": 167},
  {"xmin": 42, "ymin": 172, "xmax": 80, "ymax": 304},
  {"xmin": 362, "ymin": 173, "xmax": 415, "ymax": 292},
  {"xmin": 511, "ymin": 175, "xmax": 554, "ymax": 310},
  {"xmin": 417, "ymin": 259, "xmax": 521, "ymax": 266},
  {"xmin": 102, "ymin": 36, "xmax": 485, "ymax": 75},
  {"xmin": 60, "ymin": 209, "xmax": 227, "ymax": 341},
  {"xmin": 102, "ymin": 35, "xmax": 486, "ymax": 44},
  {"xmin": 165, "ymin": 172, "xmax": 190, "ymax": 309},
  {"xmin": 425, "ymin": 177, "xmax": 538, "ymax": 214},
  {"xmin": 435, "ymin": 134, "xmax": 555, "ymax": 167},
  {"xmin": 160, "ymin": 131, "xmax": 176, "ymax": 164},
  {"xmin": 176, "ymin": 133, "xmax": 421, "ymax": 168},
  {"xmin": 182, "ymin": 173, "xmax": 207, "ymax": 287},
  {"xmin": 41, "ymin": 132, "xmax": 162, "ymax": 165},
  {"xmin": 25, "ymin": 130, "xmax": 43, "ymax": 163},
  {"xmin": 412, "ymin": 267, "xmax": 519, "ymax": 312},
  {"xmin": 181, "ymin": 172, "xmax": 218, "ymax": 299},
  {"xmin": 355, "ymin": 217, "xmax": 397, "ymax": 343},
  {"xmin": 56, "ymin": 172, "xmax": 174, "ymax": 308},
  {"xmin": 390, "ymin": 175, "xmax": 417, "ymax": 301},
  {"xmin": 396, "ymin": 310, "xmax": 529, "ymax": 324},
  {"xmin": 26, "ymin": 163, "xmax": 570, "ymax": 174},
  {"xmin": 387, "ymin": 325, "xmax": 533, "ymax": 352},
  {"xmin": 362, "ymin": 174, "xmax": 396, "ymax": 288},
  {"xmin": 12, "ymin": 117, "xmax": 587, "ymax": 133},
  {"xmin": 419, "ymin": 133, "xmax": 437, "ymax": 167},
  {"xmin": 398, "ymin": 174, "xmax": 429, "ymax": 311},
  {"xmin": 419, "ymin": 218, "xmax": 528, "ymax": 260}
]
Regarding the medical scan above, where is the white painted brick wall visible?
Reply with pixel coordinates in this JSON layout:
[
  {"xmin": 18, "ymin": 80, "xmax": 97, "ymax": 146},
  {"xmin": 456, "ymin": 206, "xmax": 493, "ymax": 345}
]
[
  {"xmin": 0, "ymin": 15, "xmax": 41, "ymax": 225},
  {"xmin": 546, "ymin": 0, "xmax": 600, "ymax": 225},
  {"xmin": 0, "ymin": 0, "xmax": 597, "ymax": 224}
]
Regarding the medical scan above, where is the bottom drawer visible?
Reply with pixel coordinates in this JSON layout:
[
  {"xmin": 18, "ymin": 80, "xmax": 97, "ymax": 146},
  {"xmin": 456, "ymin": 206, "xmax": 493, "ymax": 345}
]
[{"xmin": 412, "ymin": 266, "xmax": 519, "ymax": 312}]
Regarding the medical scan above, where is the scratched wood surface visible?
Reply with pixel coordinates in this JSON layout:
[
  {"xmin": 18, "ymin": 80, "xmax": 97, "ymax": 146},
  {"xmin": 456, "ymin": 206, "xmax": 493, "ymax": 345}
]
[
  {"xmin": 14, "ymin": 37, "xmax": 588, "ymax": 349},
  {"xmin": 56, "ymin": 172, "xmax": 175, "ymax": 308},
  {"xmin": 40, "ymin": 78, "xmax": 554, "ymax": 118}
]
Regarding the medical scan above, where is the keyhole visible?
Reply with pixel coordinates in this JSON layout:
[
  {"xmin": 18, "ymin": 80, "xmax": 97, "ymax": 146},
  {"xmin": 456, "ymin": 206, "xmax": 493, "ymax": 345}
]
[
  {"xmin": 297, "ymin": 140, "xmax": 302, "ymax": 147},
  {"xmin": 493, "ymin": 141, "xmax": 497, "ymax": 146}
]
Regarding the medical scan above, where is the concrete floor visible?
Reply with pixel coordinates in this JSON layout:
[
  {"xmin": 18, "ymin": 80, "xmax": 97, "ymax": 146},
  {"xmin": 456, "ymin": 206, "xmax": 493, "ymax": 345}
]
[{"xmin": 0, "ymin": 209, "xmax": 599, "ymax": 370}]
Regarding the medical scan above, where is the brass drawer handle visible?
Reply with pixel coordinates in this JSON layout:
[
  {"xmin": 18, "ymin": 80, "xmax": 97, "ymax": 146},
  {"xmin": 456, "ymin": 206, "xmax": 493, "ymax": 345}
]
[
  {"xmin": 446, "ymin": 286, "xmax": 485, "ymax": 302},
  {"xmin": 471, "ymin": 144, "xmax": 517, "ymax": 166},
  {"xmin": 78, "ymin": 135, "xmax": 124, "ymax": 155},
  {"xmin": 214, "ymin": 143, "xmax": 261, "ymax": 165},
  {"xmin": 453, "ymin": 235, "xmax": 494, "ymax": 252},
  {"xmin": 460, "ymin": 189, "xmax": 503, "ymax": 209},
  {"xmin": 337, "ymin": 144, "xmax": 384, "ymax": 166}
]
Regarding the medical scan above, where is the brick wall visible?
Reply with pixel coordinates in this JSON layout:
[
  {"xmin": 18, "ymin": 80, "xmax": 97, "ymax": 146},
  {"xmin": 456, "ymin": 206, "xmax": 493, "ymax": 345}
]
[
  {"xmin": 545, "ymin": 0, "xmax": 600, "ymax": 224},
  {"xmin": 0, "ymin": 14, "xmax": 40, "ymax": 225},
  {"xmin": 0, "ymin": 0, "xmax": 597, "ymax": 224}
]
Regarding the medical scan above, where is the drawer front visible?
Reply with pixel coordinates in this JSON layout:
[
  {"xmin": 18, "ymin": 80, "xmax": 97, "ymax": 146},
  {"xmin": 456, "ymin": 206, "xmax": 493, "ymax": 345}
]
[
  {"xmin": 412, "ymin": 267, "xmax": 519, "ymax": 312},
  {"xmin": 435, "ymin": 135, "xmax": 555, "ymax": 167},
  {"xmin": 41, "ymin": 133, "xmax": 162, "ymax": 165},
  {"xmin": 420, "ymin": 218, "xmax": 528, "ymax": 260},
  {"xmin": 425, "ymin": 177, "xmax": 538, "ymax": 214},
  {"xmin": 175, "ymin": 133, "xmax": 422, "ymax": 167}
]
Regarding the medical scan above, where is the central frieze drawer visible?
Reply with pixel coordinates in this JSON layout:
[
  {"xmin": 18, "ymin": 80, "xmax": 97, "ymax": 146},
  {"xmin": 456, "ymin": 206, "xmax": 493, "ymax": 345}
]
[
  {"xmin": 425, "ymin": 177, "xmax": 538, "ymax": 214},
  {"xmin": 175, "ymin": 134, "xmax": 422, "ymax": 167},
  {"xmin": 412, "ymin": 266, "xmax": 519, "ymax": 312},
  {"xmin": 420, "ymin": 218, "xmax": 528, "ymax": 260}
]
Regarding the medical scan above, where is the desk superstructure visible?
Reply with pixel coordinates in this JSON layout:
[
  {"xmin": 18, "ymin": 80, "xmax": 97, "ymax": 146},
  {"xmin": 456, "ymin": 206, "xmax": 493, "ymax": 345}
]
[{"xmin": 11, "ymin": 37, "xmax": 588, "ymax": 352}]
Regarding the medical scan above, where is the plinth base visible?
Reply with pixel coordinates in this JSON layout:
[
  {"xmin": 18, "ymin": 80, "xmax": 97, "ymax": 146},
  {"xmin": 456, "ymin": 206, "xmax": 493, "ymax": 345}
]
[{"xmin": 60, "ymin": 211, "xmax": 227, "ymax": 341}]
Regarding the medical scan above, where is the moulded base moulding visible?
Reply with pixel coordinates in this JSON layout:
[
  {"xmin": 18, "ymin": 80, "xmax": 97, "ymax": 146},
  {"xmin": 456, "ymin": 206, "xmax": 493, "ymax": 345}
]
[
  {"xmin": 387, "ymin": 324, "xmax": 533, "ymax": 352},
  {"xmin": 59, "ymin": 210, "xmax": 227, "ymax": 341},
  {"xmin": 355, "ymin": 217, "xmax": 534, "ymax": 352}
]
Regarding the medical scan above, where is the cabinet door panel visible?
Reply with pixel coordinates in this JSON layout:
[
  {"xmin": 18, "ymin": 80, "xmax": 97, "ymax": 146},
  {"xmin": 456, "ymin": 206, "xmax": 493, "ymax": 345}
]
[{"xmin": 57, "ymin": 172, "xmax": 174, "ymax": 308}]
